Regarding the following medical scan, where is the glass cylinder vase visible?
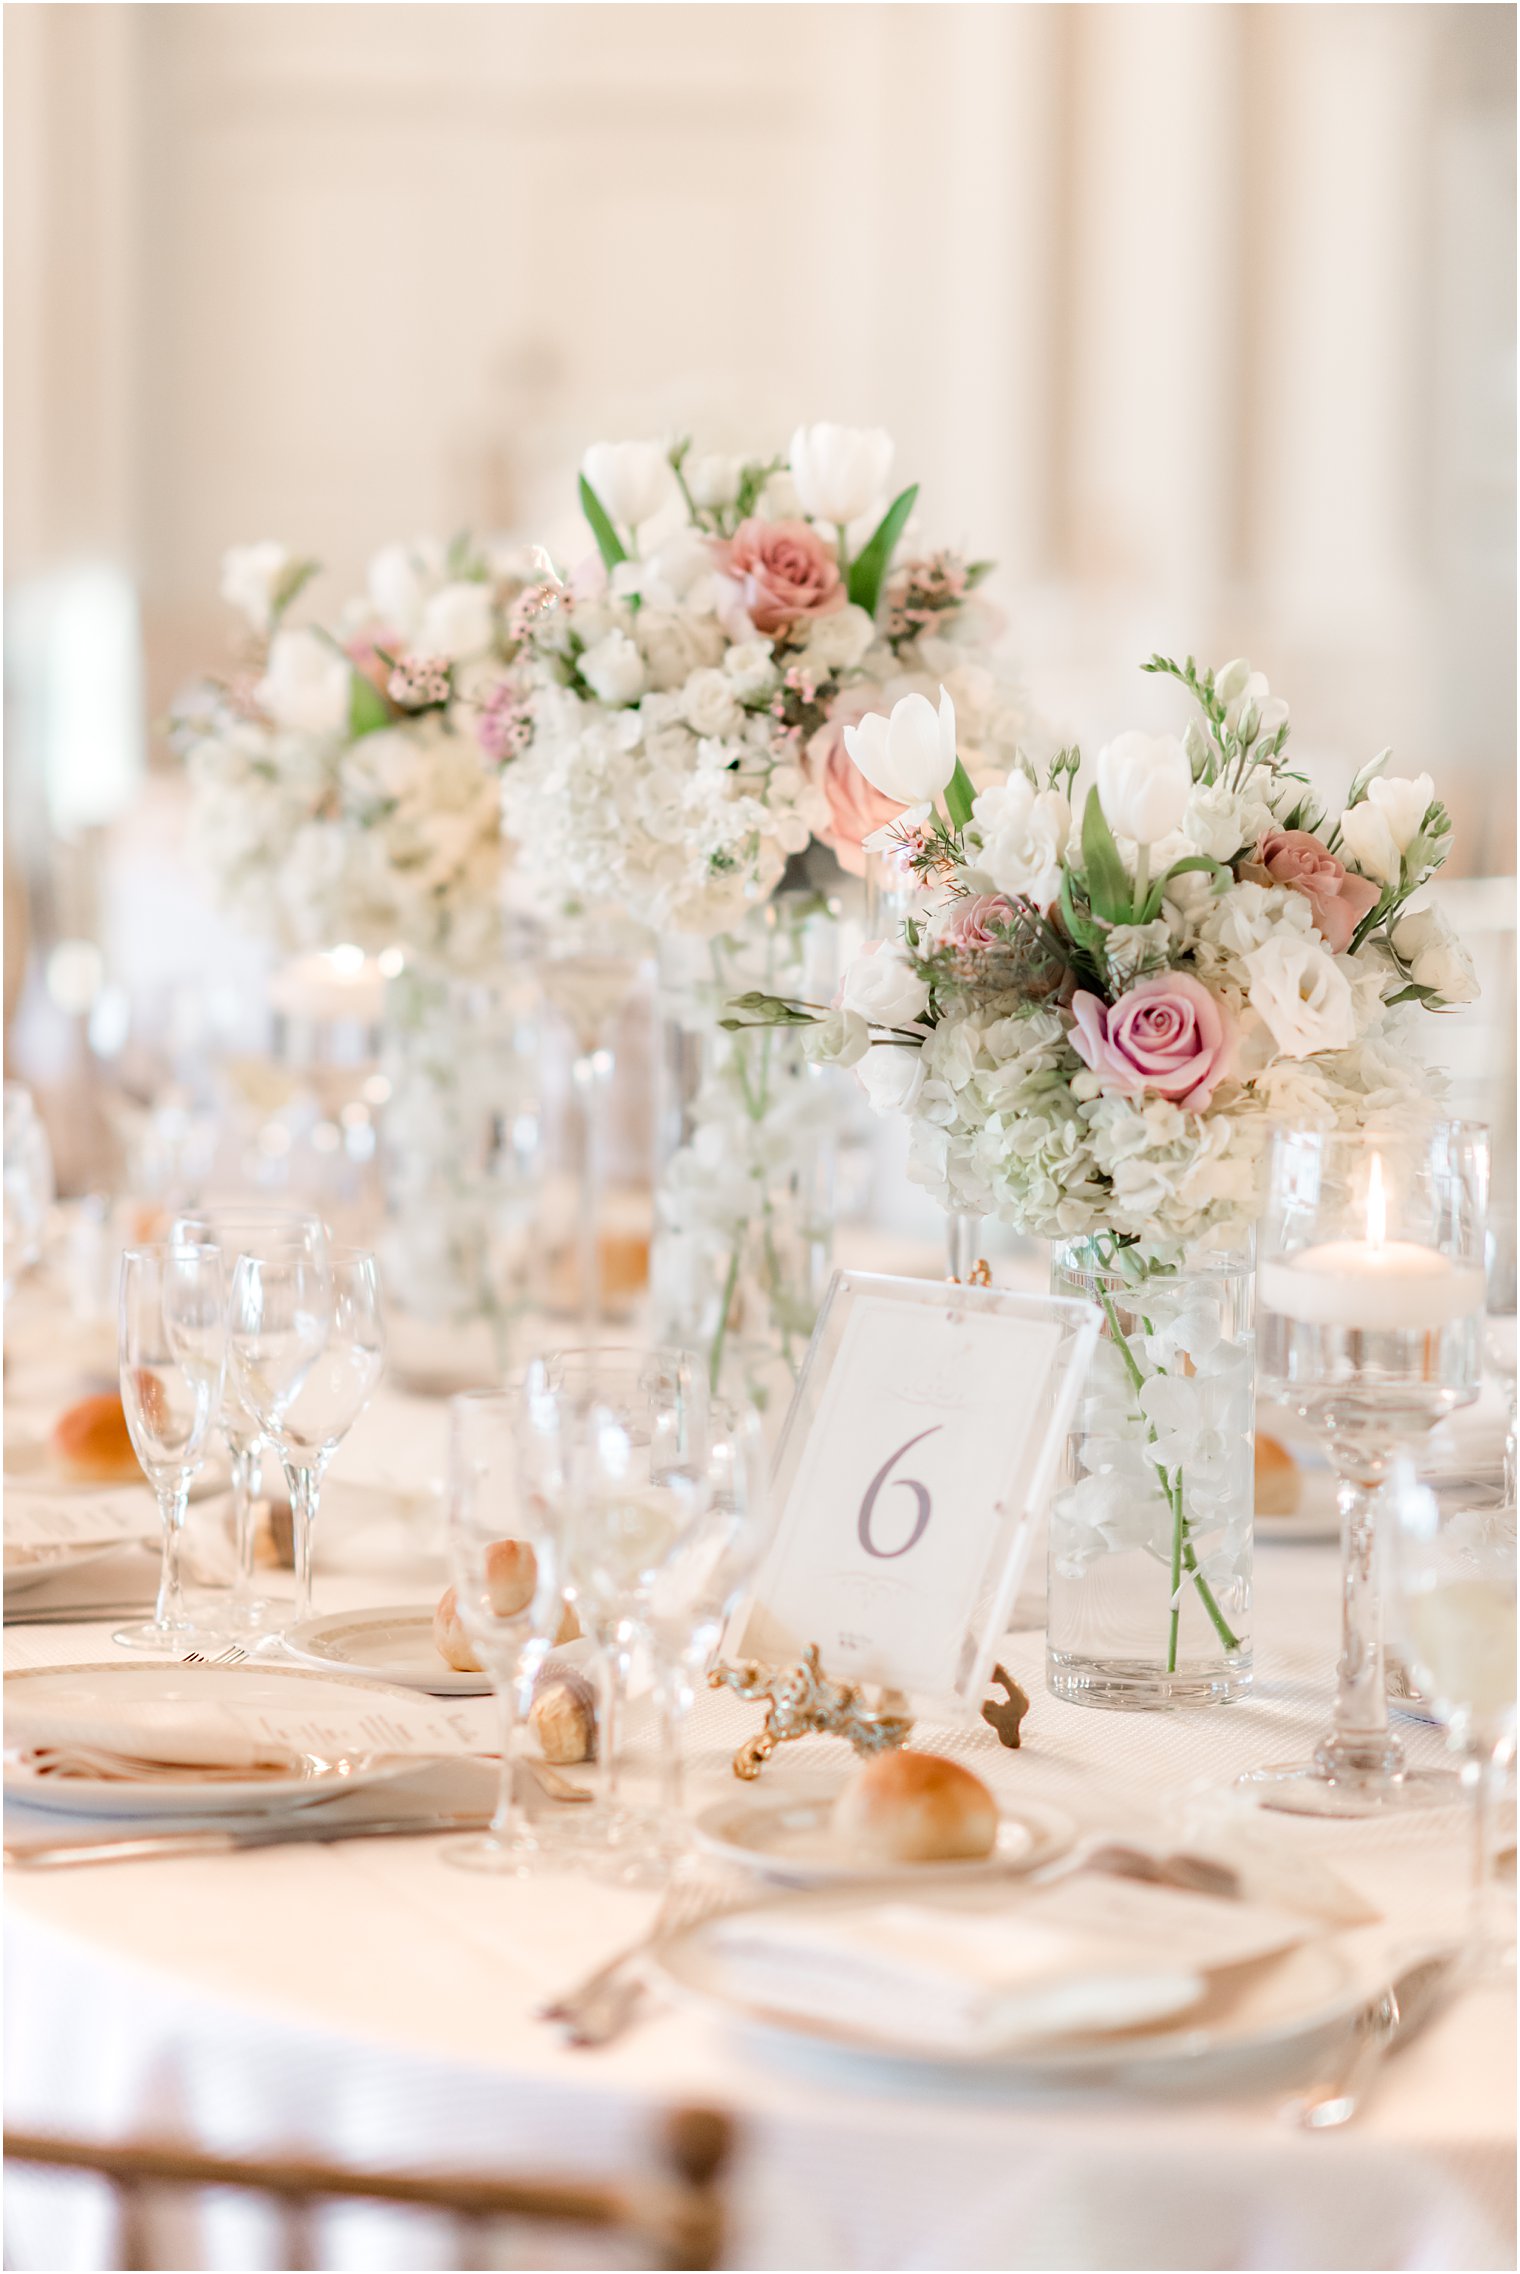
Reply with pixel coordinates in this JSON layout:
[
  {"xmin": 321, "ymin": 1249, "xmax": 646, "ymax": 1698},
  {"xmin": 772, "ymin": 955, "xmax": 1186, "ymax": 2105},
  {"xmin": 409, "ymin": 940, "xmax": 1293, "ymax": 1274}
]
[
  {"xmin": 652, "ymin": 883, "xmax": 841, "ymax": 1413},
  {"xmin": 1047, "ymin": 1234, "xmax": 1255, "ymax": 1709}
]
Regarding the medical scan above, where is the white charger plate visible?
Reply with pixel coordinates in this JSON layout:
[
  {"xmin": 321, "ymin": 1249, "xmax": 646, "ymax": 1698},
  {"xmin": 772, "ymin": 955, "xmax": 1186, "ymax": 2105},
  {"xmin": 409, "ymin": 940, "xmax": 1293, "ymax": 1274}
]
[
  {"xmin": 691, "ymin": 1781, "xmax": 1075, "ymax": 1889},
  {"xmin": 281, "ymin": 1605, "xmax": 490, "ymax": 1697},
  {"xmin": 651, "ymin": 1879, "xmax": 1359, "ymax": 2082},
  {"xmin": 3, "ymin": 1661, "xmax": 431, "ymax": 1817}
]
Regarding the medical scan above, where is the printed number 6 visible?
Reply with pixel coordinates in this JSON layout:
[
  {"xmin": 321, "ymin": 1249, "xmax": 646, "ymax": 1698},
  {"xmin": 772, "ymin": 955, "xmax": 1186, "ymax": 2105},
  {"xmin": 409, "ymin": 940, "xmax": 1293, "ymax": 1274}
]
[{"xmin": 857, "ymin": 1425, "xmax": 942, "ymax": 1560}]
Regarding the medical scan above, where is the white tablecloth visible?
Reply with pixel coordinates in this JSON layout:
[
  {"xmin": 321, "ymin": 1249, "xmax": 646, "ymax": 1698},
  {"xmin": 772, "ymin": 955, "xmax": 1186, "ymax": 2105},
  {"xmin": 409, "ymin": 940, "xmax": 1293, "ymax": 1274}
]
[{"xmin": 4, "ymin": 1300, "xmax": 1516, "ymax": 2273}]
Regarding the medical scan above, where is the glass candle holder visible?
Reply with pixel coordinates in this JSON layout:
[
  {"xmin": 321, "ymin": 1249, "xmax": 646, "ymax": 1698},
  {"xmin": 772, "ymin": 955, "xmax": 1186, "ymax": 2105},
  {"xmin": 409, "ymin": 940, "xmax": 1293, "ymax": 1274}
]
[{"xmin": 1237, "ymin": 1119, "xmax": 1487, "ymax": 1816}]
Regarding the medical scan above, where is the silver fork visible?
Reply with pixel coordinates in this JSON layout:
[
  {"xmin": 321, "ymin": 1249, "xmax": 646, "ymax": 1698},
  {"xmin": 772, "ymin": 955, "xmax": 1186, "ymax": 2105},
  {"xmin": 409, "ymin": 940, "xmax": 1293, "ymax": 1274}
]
[
  {"xmin": 538, "ymin": 1870, "xmax": 747, "ymax": 2047},
  {"xmin": 182, "ymin": 1644, "xmax": 247, "ymax": 1667}
]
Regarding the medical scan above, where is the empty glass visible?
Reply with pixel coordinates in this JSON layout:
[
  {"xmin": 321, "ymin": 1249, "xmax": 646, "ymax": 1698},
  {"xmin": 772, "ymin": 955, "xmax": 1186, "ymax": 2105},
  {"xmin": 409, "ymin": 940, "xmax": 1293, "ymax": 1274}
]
[
  {"xmin": 172, "ymin": 1206, "xmax": 327, "ymax": 1632},
  {"xmin": 226, "ymin": 1247, "xmax": 385, "ymax": 1629},
  {"xmin": 444, "ymin": 1390, "xmax": 567, "ymax": 1874},
  {"xmin": 114, "ymin": 1244, "xmax": 228, "ymax": 1653},
  {"xmin": 3, "ymin": 1082, "xmax": 54, "ymax": 1312}
]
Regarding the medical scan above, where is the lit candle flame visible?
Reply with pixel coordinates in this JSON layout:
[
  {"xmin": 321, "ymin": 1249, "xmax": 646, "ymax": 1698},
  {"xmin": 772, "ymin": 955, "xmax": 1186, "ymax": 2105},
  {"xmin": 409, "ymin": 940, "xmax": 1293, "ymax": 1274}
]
[{"xmin": 1366, "ymin": 1153, "xmax": 1387, "ymax": 1249}]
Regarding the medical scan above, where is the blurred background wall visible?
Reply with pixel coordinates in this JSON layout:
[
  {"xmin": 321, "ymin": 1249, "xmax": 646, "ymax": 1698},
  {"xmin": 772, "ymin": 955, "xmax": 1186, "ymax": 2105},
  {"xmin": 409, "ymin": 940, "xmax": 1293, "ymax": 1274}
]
[{"xmin": 4, "ymin": 1, "xmax": 1516, "ymax": 1160}]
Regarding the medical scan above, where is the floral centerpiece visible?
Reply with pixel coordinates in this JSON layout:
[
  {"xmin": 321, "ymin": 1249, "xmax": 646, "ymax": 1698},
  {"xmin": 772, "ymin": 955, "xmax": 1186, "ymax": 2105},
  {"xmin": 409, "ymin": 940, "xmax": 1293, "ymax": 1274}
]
[
  {"xmin": 494, "ymin": 424, "xmax": 1033, "ymax": 1398},
  {"xmin": 729, "ymin": 652, "xmax": 1477, "ymax": 1698}
]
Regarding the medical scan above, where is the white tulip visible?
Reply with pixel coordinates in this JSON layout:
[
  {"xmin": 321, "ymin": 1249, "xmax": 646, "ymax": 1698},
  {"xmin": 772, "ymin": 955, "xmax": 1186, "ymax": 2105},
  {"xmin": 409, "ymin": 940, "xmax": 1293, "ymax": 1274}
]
[
  {"xmin": 1244, "ymin": 932, "xmax": 1357, "ymax": 1058},
  {"xmin": 1095, "ymin": 732, "xmax": 1192, "ymax": 847},
  {"xmin": 256, "ymin": 629, "xmax": 352, "ymax": 738},
  {"xmin": 840, "ymin": 942, "xmax": 930, "ymax": 1028},
  {"xmin": 578, "ymin": 630, "xmax": 647, "ymax": 706},
  {"xmin": 581, "ymin": 441, "xmax": 677, "ymax": 533},
  {"xmin": 855, "ymin": 1042, "xmax": 926, "ymax": 1117},
  {"xmin": 844, "ymin": 687, "xmax": 957, "ymax": 807},
  {"xmin": 1389, "ymin": 903, "xmax": 1479, "ymax": 1005},
  {"xmin": 1365, "ymin": 772, "xmax": 1435, "ymax": 852},
  {"xmin": 368, "ymin": 540, "xmax": 443, "ymax": 638},
  {"xmin": 220, "ymin": 542, "xmax": 295, "ymax": 635},
  {"xmin": 419, "ymin": 581, "xmax": 494, "ymax": 661},
  {"xmin": 1337, "ymin": 802, "xmax": 1401, "ymax": 889},
  {"xmin": 684, "ymin": 453, "xmax": 744, "ymax": 510},
  {"xmin": 788, "ymin": 423, "xmax": 895, "ymax": 527}
]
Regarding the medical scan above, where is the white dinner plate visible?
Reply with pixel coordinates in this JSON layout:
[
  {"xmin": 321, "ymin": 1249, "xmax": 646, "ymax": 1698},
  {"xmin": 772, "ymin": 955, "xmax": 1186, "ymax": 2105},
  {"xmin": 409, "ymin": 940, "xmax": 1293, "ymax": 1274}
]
[
  {"xmin": 3, "ymin": 1662, "xmax": 431, "ymax": 1817},
  {"xmin": 281, "ymin": 1605, "xmax": 490, "ymax": 1696},
  {"xmin": 4, "ymin": 1430, "xmax": 228, "ymax": 1502},
  {"xmin": 691, "ymin": 1781, "xmax": 1075, "ymax": 1888},
  {"xmin": 3, "ymin": 1541, "xmax": 127, "ymax": 1598},
  {"xmin": 651, "ymin": 1880, "xmax": 1360, "ymax": 2082}
]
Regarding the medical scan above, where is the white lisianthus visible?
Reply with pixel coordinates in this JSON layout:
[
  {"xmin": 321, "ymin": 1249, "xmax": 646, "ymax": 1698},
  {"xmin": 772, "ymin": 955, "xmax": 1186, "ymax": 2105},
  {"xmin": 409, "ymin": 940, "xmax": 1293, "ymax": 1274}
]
[
  {"xmin": 681, "ymin": 668, "xmax": 743, "ymax": 739},
  {"xmin": 256, "ymin": 628, "xmax": 352, "ymax": 737},
  {"xmin": 722, "ymin": 641, "xmax": 778, "ymax": 701},
  {"xmin": 1365, "ymin": 772, "xmax": 1435, "ymax": 851},
  {"xmin": 419, "ymin": 580, "xmax": 494, "ymax": 661},
  {"xmin": 1095, "ymin": 732, "xmax": 1192, "ymax": 847},
  {"xmin": 967, "ymin": 773, "xmax": 1070, "ymax": 911},
  {"xmin": 844, "ymin": 687, "xmax": 957, "ymax": 805},
  {"xmin": 1182, "ymin": 783, "xmax": 1269, "ymax": 862},
  {"xmin": 802, "ymin": 604, "xmax": 876, "ymax": 673},
  {"xmin": 581, "ymin": 440, "xmax": 677, "ymax": 532},
  {"xmin": 808, "ymin": 1007, "xmax": 871, "ymax": 1070},
  {"xmin": 220, "ymin": 542, "xmax": 298, "ymax": 634},
  {"xmin": 684, "ymin": 453, "xmax": 744, "ymax": 510},
  {"xmin": 840, "ymin": 942, "xmax": 930, "ymax": 1028},
  {"xmin": 1389, "ymin": 903, "xmax": 1480, "ymax": 1005},
  {"xmin": 1243, "ymin": 932, "xmax": 1357, "ymax": 1057},
  {"xmin": 788, "ymin": 423, "xmax": 894, "ymax": 527},
  {"xmin": 579, "ymin": 631, "xmax": 646, "ymax": 705},
  {"xmin": 1336, "ymin": 802, "xmax": 1401, "ymax": 889},
  {"xmin": 856, "ymin": 1042, "xmax": 926, "ymax": 1117}
]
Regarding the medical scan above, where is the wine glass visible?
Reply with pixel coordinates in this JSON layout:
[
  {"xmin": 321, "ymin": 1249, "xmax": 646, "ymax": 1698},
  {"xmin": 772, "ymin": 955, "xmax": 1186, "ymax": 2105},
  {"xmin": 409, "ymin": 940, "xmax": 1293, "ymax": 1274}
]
[
  {"xmin": 539, "ymin": 914, "xmax": 649, "ymax": 1341},
  {"xmin": 1386, "ymin": 1468, "xmax": 1516, "ymax": 1971},
  {"xmin": 114, "ymin": 1244, "xmax": 227, "ymax": 1653},
  {"xmin": 172, "ymin": 1205, "xmax": 327, "ymax": 1632},
  {"xmin": 3, "ymin": 1082, "xmax": 54, "ymax": 1312},
  {"xmin": 1484, "ymin": 1209, "xmax": 1517, "ymax": 1507},
  {"xmin": 1238, "ymin": 1119, "xmax": 1487, "ymax": 1816},
  {"xmin": 443, "ymin": 1390, "xmax": 567, "ymax": 1874},
  {"xmin": 226, "ymin": 1247, "xmax": 385, "ymax": 1630}
]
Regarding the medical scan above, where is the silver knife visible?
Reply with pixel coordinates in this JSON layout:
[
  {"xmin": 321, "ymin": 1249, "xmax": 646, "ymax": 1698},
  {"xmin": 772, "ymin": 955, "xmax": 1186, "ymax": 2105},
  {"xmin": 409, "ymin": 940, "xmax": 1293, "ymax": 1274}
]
[
  {"xmin": 1281, "ymin": 1949, "xmax": 1459, "ymax": 2129},
  {"xmin": 5, "ymin": 1807, "xmax": 491, "ymax": 1868},
  {"xmin": 4, "ymin": 1603, "xmax": 155, "ymax": 1628}
]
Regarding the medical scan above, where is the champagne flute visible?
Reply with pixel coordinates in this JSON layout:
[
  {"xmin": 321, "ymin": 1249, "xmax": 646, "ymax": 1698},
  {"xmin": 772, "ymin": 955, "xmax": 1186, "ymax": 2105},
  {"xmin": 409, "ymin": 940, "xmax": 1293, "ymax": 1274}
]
[
  {"xmin": 443, "ymin": 1390, "xmax": 566, "ymax": 1874},
  {"xmin": 1386, "ymin": 1468, "xmax": 1516, "ymax": 1971},
  {"xmin": 172, "ymin": 1205, "xmax": 327, "ymax": 1632},
  {"xmin": 114, "ymin": 1244, "xmax": 227, "ymax": 1653},
  {"xmin": 226, "ymin": 1247, "xmax": 384, "ymax": 1630}
]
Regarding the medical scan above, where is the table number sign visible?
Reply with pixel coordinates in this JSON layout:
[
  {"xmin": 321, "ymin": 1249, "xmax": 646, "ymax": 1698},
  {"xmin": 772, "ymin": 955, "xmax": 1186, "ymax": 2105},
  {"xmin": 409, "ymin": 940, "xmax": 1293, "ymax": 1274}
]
[{"xmin": 727, "ymin": 1272, "xmax": 1100, "ymax": 1709}]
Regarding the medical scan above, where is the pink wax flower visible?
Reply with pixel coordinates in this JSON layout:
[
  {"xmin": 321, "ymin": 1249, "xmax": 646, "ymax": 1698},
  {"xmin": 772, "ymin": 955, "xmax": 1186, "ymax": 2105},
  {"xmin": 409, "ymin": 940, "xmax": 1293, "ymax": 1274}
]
[
  {"xmin": 805, "ymin": 689, "xmax": 906, "ymax": 877},
  {"xmin": 936, "ymin": 893, "xmax": 1019, "ymax": 952},
  {"xmin": 720, "ymin": 518, "xmax": 844, "ymax": 637},
  {"xmin": 1246, "ymin": 828, "xmax": 1380, "ymax": 954},
  {"xmin": 1069, "ymin": 974, "xmax": 1235, "ymax": 1112}
]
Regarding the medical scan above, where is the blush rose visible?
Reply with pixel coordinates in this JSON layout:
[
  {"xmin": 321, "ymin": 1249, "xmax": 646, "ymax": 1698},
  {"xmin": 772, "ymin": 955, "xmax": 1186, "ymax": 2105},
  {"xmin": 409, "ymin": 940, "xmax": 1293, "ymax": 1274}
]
[
  {"xmin": 805, "ymin": 691, "xmax": 906, "ymax": 877},
  {"xmin": 720, "ymin": 518, "xmax": 845, "ymax": 636},
  {"xmin": 1068, "ymin": 974, "xmax": 1235, "ymax": 1112},
  {"xmin": 1244, "ymin": 828, "xmax": 1380, "ymax": 954}
]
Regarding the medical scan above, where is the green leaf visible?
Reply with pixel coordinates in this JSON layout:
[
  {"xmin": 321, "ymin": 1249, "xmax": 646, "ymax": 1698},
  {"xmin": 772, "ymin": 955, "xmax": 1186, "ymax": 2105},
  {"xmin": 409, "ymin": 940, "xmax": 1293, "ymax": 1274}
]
[
  {"xmin": 847, "ymin": 483, "xmax": 918, "ymax": 616},
  {"xmin": 943, "ymin": 759, "xmax": 976, "ymax": 832},
  {"xmin": 578, "ymin": 475, "xmax": 627, "ymax": 571},
  {"xmin": 348, "ymin": 669, "xmax": 391, "ymax": 739},
  {"xmin": 1081, "ymin": 789, "xmax": 1133, "ymax": 923},
  {"xmin": 1139, "ymin": 853, "xmax": 1229, "ymax": 924},
  {"xmin": 1059, "ymin": 866, "xmax": 1104, "ymax": 953}
]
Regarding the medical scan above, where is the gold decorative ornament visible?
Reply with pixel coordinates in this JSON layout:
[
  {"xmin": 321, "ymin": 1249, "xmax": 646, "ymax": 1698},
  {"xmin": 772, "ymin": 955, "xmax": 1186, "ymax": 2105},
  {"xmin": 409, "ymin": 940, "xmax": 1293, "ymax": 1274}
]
[
  {"xmin": 980, "ymin": 1662, "xmax": 1031, "ymax": 1748},
  {"xmin": 708, "ymin": 1644, "xmax": 914, "ymax": 1780}
]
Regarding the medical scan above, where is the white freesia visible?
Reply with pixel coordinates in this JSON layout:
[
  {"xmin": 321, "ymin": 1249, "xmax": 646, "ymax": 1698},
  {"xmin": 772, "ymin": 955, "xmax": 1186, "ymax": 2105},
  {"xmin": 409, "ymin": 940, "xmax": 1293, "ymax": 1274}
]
[
  {"xmin": 967, "ymin": 773, "xmax": 1070, "ymax": 911},
  {"xmin": 1337, "ymin": 801, "xmax": 1401, "ymax": 888},
  {"xmin": 578, "ymin": 630, "xmax": 647, "ymax": 706},
  {"xmin": 840, "ymin": 942, "xmax": 930, "ymax": 1027},
  {"xmin": 856, "ymin": 1043, "xmax": 926, "ymax": 1117},
  {"xmin": 1214, "ymin": 658, "xmax": 1253, "ymax": 706},
  {"xmin": 788, "ymin": 423, "xmax": 894, "ymax": 527},
  {"xmin": 844, "ymin": 686, "xmax": 957, "ymax": 806},
  {"xmin": 809, "ymin": 1007, "xmax": 871, "ymax": 1069},
  {"xmin": 581, "ymin": 440, "xmax": 677, "ymax": 532},
  {"xmin": 1244, "ymin": 932, "xmax": 1357, "ymax": 1057},
  {"xmin": 256, "ymin": 628, "xmax": 352, "ymax": 737},
  {"xmin": 220, "ymin": 543, "xmax": 296, "ymax": 635},
  {"xmin": 684, "ymin": 453, "xmax": 744, "ymax": 510},
  {"xmin": 1389, "ymin": 903, "xmax": 1480, "ymax": 1005},
  {"xmin": 1095, "ymin": 732, "xmax": 1192, "ymax": 847},
  {"xmin": 1365, "ymin": 772, "xmax": 1435, "ymax": 852},
  {"xmin": 419, "ymin": 580, "xmax": 494, "ymax": 661}
]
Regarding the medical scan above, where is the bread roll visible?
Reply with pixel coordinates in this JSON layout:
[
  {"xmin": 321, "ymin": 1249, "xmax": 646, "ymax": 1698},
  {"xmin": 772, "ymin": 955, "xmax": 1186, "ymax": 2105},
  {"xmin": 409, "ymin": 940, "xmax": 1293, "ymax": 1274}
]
[
  {"xmin": 530, "ymin": 1666, "xmax": 598, "ymax": 1763},
  {"xmin": 832, "ymin": 1750, "xmax": 998, "ymax": 1864},
  {"xmin": 50, "ymin": 1392, "xmax": 142, "ymax": 1485},
  {"xmin": 1254, "ymin": 1432, "xmax": 1302, "ymax": 1517},
  {"xmin": 433, "ymin": 1587, "xmax": 481, "ymax": 1673},
  {"xmin": 432, "ymin": 1542, "xmax": 579, "ymax": 1672}
]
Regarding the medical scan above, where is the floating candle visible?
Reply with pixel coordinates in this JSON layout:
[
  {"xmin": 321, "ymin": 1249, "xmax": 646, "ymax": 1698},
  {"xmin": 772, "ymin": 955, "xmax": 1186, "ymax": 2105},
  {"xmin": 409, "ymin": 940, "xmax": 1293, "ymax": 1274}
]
[{"xmin": 1260, "ymin": 1241, "xmax": 1485, "ymax": 1331}]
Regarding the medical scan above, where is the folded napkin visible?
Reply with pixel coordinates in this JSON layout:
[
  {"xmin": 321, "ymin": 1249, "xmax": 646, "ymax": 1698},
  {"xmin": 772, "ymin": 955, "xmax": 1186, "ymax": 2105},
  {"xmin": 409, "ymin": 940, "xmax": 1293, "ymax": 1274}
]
[
  {"xmin": 5, "ymin": 1701, "xmax": 302, "ymax": 1773},
  {"xmin": 708, "ymin": 1876, "xmax": 1312, "ymax": 2058}
]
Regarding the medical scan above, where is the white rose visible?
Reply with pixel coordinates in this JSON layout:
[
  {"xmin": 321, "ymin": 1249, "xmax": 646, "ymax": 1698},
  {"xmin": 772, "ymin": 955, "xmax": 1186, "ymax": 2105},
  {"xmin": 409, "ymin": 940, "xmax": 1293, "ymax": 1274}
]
[
  {"xmin": 579, "ymin": 630, "xmax": 646, "ymax": 705},
  {"xmin": 220, "ymin": 542, "xmax": 296, "ymax": 634},
  {"xmin": 844, "ymin": 686, "xmax": 957, "ymax": 805},
  {"xmin": 1182, "ymin": 783, "xmax": 1265, "ymax": 861},
  {"xmin": 1095, "ymin": 732, "xmax": 1192, "ymax": 847},
  {"xmin": 419, "ymin": 580, "xmax": 494, "ymax": 661},
  {"xmin": 681, "ymin": 668, "xmax": 742, "ymax": 738},
  {"xmin": 1365, "ymin": 772, "xmax": 1435, "ymax": 852},
  {"xmin": 368, "ymin": 540, "xmax": 443, "ymax": 638},
  {"xmin": 967, "ymin": 773, "xmax": 1070, "ymax": 912},
  {"xmin": 807, "ymin": 1008, "xmax": 872, "ymax": 1071},
  {"xmin": 1389, "ymin": 903, "xmax": 1480, "ymax": 1006},
  {"xmin": 788, "ymin": 424, "xmax": 895, "ymax": 527},
  {"xmin": 256, "ymin": 628, "xmax": 352, "ymax": 737},
  {"xmin": 685, "ymin": 453, "xmax": 744, "ymax": 510},
  {"xmin": 1244, "ymin": 932, "xmax": 1357, "ymax": 1058},
  {"xmin": 840, "ymin": 942, "xmax": 930, "ymax": 1028},
  {"xmin": 802, "ymin": 604, "xmax": 876, "ymax": 673},
  {"xmin": 1336, "ymin": 802, "xmax": 1401, "ymax": 889},
  {"xmin": 723, "ymin": 641, "xmax": 778, "ymax": 701},
  {"xmin": 855, "ymin": 1042, "xmax": 926, "ymax": 1117},
  {"xmin": 581, "ymin": 440, "xmax": 677, "ymax": 532}
]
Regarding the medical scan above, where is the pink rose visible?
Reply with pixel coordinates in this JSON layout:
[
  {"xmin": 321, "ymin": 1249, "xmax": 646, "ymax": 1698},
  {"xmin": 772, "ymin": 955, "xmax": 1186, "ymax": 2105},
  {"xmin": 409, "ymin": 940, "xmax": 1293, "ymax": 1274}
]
[
  {"xmin": 936, "ymin": 894, "xmax": 1018, "ymax": 952},
  {"xmin": 720, "ymin": 518, "xmax": 844, "ymax": 637},
  {"xmin": 1069, "ymin": 974, "xmax": 1234, "ymax": 1112},
  {"xmin": 1247, "ymin": 828, "xmax": 1380, "ymax": 954},
  {"xmin": 806, "ymin": 690, "xmax": 906, "ymax": 877}
]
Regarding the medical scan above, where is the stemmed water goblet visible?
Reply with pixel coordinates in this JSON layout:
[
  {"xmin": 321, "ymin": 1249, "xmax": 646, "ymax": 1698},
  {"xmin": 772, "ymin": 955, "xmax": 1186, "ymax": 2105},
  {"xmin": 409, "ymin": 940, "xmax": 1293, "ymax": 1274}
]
[
  {"xmin": 225, "ymin": 1246, "xmax": 385, "ymax": 1631},
  {"xmin": 1238, "ymin": 1119, "xmax": 1487, "ymax": 1816},
  {"xmin": 114, "ymin": 1243, "xmax": 228, "ymax": 1653},
  {"xmin": 539, "ymin": 915, "xmax": 648, "ymax": 1340},
  {"xmin": 1484, "ymin": 1209, "xmax": 1517, "ymax": 1506},
  {"xmin": 443, "ymin": 1389, "xmax": 568, "ymax": 1874},
  {"xmin": 172, "ymin": 1205, "xmax": 327, "ymax": 1632}
]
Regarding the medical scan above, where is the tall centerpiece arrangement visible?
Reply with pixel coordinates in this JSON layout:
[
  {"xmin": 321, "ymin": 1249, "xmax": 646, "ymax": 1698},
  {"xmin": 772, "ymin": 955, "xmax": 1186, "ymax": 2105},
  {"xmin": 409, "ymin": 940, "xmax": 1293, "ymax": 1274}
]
[
  {"xmin": 495, "ymin": 425, "xmax": 1032, "ymax": 1398},
  {"xmin": 173, "ymin": 540, "xmax": 543, "ymax": 1347},
  {"xmin": 729, "ymin": 653, "xmax": 1478, "ymax": 1703}
]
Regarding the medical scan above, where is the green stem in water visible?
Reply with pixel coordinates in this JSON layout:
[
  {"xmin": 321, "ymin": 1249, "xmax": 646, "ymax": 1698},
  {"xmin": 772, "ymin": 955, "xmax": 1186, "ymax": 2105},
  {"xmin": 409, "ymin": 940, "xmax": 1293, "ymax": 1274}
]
[{"xmin": 709, "ymin": 1237, "xmax": 743, "ymax": 1393}]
